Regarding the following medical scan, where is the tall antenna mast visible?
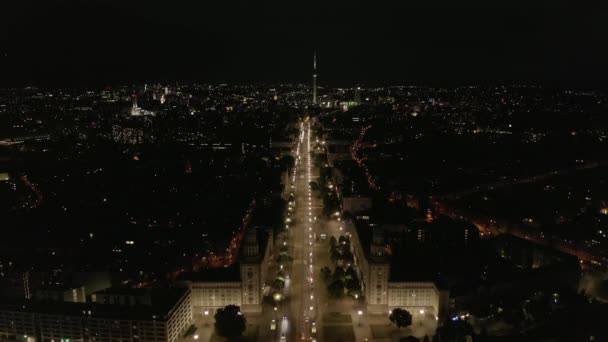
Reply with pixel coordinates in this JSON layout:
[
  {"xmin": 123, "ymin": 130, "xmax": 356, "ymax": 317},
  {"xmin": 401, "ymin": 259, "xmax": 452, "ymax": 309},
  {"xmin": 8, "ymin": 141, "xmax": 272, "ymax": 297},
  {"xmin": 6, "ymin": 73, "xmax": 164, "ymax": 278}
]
[{"xmin": 312, "ymin": 50, "xmax": 318, "ymax": 105}]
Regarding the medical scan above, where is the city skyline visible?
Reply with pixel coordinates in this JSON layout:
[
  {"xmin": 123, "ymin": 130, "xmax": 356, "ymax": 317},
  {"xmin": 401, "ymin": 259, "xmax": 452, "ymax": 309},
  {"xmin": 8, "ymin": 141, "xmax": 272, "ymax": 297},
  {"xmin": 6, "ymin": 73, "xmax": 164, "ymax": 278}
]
[{"xmin": 2, "ymin": 2, "xmax": 608, "ymax": 342}]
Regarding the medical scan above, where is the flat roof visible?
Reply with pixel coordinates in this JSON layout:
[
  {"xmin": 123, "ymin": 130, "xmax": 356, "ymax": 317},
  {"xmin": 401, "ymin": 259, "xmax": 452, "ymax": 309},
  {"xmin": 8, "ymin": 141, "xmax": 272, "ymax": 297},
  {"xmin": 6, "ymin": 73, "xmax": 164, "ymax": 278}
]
[
  {"xmin": 0, "ymin": 287, "xmax": 189, "ymax": 321},
  {"xmin": 178, "ymin": 263, "xmax": 241, "ymax": 282}
]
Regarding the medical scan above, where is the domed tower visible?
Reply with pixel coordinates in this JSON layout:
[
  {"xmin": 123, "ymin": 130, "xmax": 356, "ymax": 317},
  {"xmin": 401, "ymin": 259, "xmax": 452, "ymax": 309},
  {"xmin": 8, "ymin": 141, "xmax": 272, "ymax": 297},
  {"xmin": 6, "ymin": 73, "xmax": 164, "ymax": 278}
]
[
  {"xmin": 242, "ymin": 228, "xmax": 260, "ymax": 258},
  {"xmin": 239, "ymin": 227, "xmax": 266, "ymax": 313},
  {"xmin": 367, "ymin": 226, "xmax": 390, "ymax": 311},
  {"xmin": 370, "ymin": 227, "xmax": 386, "ymax": 259}
]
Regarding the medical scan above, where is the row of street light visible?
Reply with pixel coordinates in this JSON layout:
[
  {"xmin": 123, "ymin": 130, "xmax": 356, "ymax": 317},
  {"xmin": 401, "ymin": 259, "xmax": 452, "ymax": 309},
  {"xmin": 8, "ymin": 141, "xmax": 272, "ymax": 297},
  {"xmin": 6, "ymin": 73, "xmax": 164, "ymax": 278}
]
[{"xmin": 304, "ymin": 122, "xmax": 317, "ymax": 342}]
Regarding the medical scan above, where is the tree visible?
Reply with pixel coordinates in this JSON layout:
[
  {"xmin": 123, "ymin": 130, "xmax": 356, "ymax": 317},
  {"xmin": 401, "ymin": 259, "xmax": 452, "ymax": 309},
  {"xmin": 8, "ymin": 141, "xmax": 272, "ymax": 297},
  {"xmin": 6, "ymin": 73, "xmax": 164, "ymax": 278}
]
[
  {"xmin": 347, "ymin": 287, "xmax": 362, "ymax": 299},
  {"xmin": 389, "ymin": 308, "xmax": 413, "ymax": 329},
  {"xmin": 277, "ymin": 253, "xmax": 291, "ymax": 263},
  {"xmin": 328, "ymin": 279, "xmax": 345, "ymax": 298},
  {"xmin": 341, "ymin": 250, "xmax": 354, "ymax": 263},
  {"xmin": 330, "ymin": 247, "xmax": 340, "ymax": 262},
  {"xmin": 525, "ymin": 295, "xmax": 550, "ymax": 322},
  {"xmin": 273, "ymin": 277, "xmax": 285, "ymax": 289},
  {"xmin": 439, "ymin": 319, "xmax": 474, "ymax": 342},
  {"xmin": 321, "ymin": 267, "xmax": 332, "ymax": 281},
  {"xmin": 214, "ymin": 305, "xmax": 246, "ymax": 338},
  {"xmin": 329, "ymin": 236, "xmax": 338, "ymax": 249},
  {"xmin": 345, "ymin": 266, "xmax": 358, "ymax": 280},
  {"xmin": 333, "ymin": 267, "xmax": 346, "ymax": 282},
  {"xmin": 309, "ymin": 181, "xmax": 319, "ymax": 191},
  {"xmin": 345, "ymin": 278, "xmax": 361, "ymax": 293},
  {"xmin": 477, "ymin": 327, "xmax": 489, "ymax": 342}
]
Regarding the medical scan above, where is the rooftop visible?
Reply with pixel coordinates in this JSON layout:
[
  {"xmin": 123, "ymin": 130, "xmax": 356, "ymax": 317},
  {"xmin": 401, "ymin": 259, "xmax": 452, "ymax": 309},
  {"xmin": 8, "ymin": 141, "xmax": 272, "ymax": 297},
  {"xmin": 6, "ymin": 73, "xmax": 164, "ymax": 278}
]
[
  {"xmin": 178, "ymin": 263, "xmax": 241, "ymax": 282},
  {"xmin": 0, "ymin": 287, "xmax": 189, "ymax": 321}
]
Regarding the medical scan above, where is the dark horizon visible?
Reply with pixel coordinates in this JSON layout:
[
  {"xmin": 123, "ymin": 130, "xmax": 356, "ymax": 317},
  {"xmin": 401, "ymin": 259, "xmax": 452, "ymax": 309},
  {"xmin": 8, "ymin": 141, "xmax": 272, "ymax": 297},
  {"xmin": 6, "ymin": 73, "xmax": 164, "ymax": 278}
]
[{"xmin": 2, "ymin": 0, "xmax": 608, "ymax": 88}]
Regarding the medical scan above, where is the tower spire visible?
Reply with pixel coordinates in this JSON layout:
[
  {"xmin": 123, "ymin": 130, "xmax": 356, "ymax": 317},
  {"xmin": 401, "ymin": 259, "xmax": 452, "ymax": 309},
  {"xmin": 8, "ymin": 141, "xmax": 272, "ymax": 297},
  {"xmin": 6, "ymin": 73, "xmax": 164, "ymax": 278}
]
[{"xmin": 312, "ymin": 50, "xmax": 318, "ymax": 105}]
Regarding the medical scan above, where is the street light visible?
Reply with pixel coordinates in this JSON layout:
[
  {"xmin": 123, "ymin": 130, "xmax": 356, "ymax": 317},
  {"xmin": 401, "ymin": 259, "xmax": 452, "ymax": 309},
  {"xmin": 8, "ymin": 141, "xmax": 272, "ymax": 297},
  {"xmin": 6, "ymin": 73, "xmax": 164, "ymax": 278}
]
[
  {"xmin": 203, "ymin": 310, "xmax": 210, "ymax": 327},
  {"xmin": 357, "ymin": 310, "xmax": 363, "ymax": 326}
]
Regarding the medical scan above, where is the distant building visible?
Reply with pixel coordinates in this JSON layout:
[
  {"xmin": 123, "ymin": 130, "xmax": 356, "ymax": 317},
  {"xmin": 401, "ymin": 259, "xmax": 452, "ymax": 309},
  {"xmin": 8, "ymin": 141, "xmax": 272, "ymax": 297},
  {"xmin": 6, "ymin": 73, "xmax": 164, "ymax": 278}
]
[
  {"xmin": 111, "ymin": 125, "xmax": 144, "ymax": 145},
  {"xmin": 0, "ymin": 172, "xmax": 10, "ymax": 181},
  {"xmin": 34, "ymin": 285, "xmax": 86, "ymax": 303},
  {"xmin": 1, "ymin": 269, "xmax": 112, "ymax": 302},
  {"xmin": 342, "ymin": 196, "xmax": 373, "ymax": 214},
  {"xmin": 111, "ymin": 116, "xmax": 154, "ymax": 145},
  {"xmin": 340, "ymin": 100, "xmax": 357, "ymax": 111},
  {"xmin": 130, "ymin": 95, "xmax": 155, "ymax": 117},
  {"xmin": 319, "ymin": 94, "xmax": 337, "ymax": 108},
  {"xmin": 326, "ymin": 141, "xmax": 351, "ymax": 166},
  {"xmin": 0, "ymin": 134, "xmax": 51, "ymax": 146},
  {"xmin": 0, "ymin": 269, "xmax": 43, "ymax": 300},
  {"xmin": 354, "ymin": 87, "xmax": 362, "ymax": 105}
]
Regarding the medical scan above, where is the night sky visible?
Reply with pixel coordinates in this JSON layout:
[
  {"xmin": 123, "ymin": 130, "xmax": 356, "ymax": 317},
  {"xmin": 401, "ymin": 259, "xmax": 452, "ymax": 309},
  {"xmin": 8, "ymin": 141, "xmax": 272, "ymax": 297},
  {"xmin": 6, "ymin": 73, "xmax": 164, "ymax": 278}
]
[{"xmin": 1, "ymin": 0, "xmax": 607, "ymax": 87}]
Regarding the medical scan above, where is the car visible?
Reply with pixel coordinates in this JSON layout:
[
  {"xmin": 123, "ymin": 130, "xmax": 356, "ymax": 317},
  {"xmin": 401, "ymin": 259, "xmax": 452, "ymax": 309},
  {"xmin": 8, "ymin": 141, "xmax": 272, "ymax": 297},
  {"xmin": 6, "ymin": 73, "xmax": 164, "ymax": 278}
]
[
  {"xmin": 311, "ymin": 322, "xmax": 316, "ymax": 334},
  {"xmin": 281, "ymin": 333, "xmax": 286, "ymax": 341},
  {"xmin": 283, "ymin": 315, "xmax": 288, "ymax": 321},
  {"xmin": 270, "ymin": 319, "xmax": 276, "ymax": 331}
]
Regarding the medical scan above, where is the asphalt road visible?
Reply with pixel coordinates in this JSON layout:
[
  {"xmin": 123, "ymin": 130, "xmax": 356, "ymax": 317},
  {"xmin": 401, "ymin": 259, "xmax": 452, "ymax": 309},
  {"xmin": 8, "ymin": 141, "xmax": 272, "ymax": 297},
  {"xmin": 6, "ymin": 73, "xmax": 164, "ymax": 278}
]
[{"xmin": 282, "ymin": 122, "xmax": 320, "ymax": 342}]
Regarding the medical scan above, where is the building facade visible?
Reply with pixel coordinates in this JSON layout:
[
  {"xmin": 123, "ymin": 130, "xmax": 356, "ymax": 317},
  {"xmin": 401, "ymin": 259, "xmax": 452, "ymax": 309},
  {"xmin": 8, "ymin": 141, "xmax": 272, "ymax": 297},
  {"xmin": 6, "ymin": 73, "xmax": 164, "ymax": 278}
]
[
  {"xmin": 387, "ymin": 282, "xmax": 440, "ymax": 318},
  {"xmin": 0, "ymin": 288, "xmax": 192, "ymax": 342},
  {"xmin": 180, "ymin": 227, "xmax": 273, "ymax": 317},
  {"xmin": 351, "ymin": 225, "xmax": 446, "ymax": 318}
]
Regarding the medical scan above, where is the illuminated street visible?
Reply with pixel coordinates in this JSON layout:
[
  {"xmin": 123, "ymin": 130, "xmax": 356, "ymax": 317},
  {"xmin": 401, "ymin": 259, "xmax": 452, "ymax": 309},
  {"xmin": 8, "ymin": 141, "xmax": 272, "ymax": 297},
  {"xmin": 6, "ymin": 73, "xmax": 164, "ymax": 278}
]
[{"xmin": 271, "ymin": 119, "xmax": 322, "ymax": 342}]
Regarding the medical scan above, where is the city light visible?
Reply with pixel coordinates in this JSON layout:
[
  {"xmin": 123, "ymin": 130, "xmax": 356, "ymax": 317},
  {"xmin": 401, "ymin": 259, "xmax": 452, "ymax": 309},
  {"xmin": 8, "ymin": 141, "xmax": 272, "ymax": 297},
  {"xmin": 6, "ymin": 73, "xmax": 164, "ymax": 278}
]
[{"xmin": 4, "ymin": 44, "xmax": 601, "ymax": 342}]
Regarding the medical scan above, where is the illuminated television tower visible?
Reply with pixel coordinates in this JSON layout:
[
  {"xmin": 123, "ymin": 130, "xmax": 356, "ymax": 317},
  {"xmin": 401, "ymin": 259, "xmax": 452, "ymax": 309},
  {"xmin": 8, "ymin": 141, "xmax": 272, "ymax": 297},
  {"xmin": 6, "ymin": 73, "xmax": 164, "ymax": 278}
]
[{"xmin": 312, "ymin": 50, "xmax": 318, "ymax": 105}]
